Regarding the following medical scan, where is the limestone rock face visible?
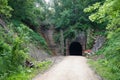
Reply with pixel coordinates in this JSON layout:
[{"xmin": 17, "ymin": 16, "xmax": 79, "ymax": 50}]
[
  {"xmin": 29, "ymin": 44, "xmax": 50, "ymax": 61},
  {"xmin": 92, "ymin": 36, "xmax": 106, "ymax": 52},
  {"xmin": 37, "ymin": 26, "xmax": 58, "ymax": 55},
  {"xmin": 75, "ymin": 31, "xmax": 87, "ymax": 51},
  {"xmin": 0, "ymin": 18, "xmax": 9, "ymax": 32}
]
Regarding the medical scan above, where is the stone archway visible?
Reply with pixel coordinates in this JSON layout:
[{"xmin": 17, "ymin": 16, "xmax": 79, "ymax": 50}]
[{"xmin": 69, "ymin": 42, "xmax": 82, "ymax": 56}]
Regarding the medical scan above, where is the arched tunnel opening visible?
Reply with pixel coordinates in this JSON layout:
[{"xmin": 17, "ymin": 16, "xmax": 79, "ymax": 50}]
[{"xmin": 69, "ymin": 42, "xmax": 82, "ymax": 56}]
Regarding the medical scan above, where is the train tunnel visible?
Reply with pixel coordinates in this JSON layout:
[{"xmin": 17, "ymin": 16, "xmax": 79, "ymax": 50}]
[{"xmin": 69, "ymin": 42, "xmax": 82, "ymax": 56}]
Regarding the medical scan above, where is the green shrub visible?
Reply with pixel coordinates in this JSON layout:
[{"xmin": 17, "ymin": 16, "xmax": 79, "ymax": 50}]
[
  {"xmin": 29, "ymin": 31, "xmax": 47, "ymax": 49},
  {"xmin": 0, "ymin": 24, "xmax": 28, "ymax": 79},
  {"xmin": 37, "ymin": 60, "xmax": 52, "ymax": 71},
  {"xmin": 11, "ymin": 20, "xmax": 48, "ymax": 49},
  {"xmin": 5, "ymin": 60, "xmax": 52, "ymax": 80},
  {"xmin": 90, "ymin": 28, "xmax": 120, "ymax": 80},
  {"xmin": 0, "ymin": 20, "xmax": 50, "ymax": 79}
]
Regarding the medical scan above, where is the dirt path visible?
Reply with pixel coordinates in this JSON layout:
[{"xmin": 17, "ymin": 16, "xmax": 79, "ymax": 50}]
[{"xmin": 33, "ymin": 56, "xmax": 101, "ymax": 80}]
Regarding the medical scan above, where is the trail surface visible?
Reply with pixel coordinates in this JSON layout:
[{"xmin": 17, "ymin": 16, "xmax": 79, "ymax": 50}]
[{"xmin": 33, "ymin": 56, "xmax": 101, "ymax": 80}]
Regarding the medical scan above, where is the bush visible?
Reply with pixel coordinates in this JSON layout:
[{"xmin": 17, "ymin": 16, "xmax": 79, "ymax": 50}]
[
  {"xmin": 90, "ymin": 28, "xmax": 120, "ymax": 80},
  {"xmin": 4, "ymin": 60, "xmax": 52, "ymax": 80},
  {"xmin": 0, "ymin": 24, "xmax": 28, "ymax": 79},
  {"xmin": 12, "ymin": 20, "xmax": 48, "ymax": 49}
]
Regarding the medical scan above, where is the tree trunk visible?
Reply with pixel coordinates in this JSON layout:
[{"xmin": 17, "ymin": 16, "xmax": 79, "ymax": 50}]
[
  {"xmin": 60, "ymin": 30, "xmax": 64, "ymax": 55},
  {"xmin": 65, "ymin": 39, "xmax": 69, "ymax": 56},
  {"xmin": 0, "ymin": 18, "xmax": 9, "ymax": 32}
]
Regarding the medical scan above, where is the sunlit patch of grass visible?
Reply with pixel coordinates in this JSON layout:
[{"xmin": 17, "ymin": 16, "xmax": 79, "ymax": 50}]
[
  {"xmin": 88, "ymin": 59, "xmax": 120, "ymax": 80},
  {"xmin": 4, "ymin": 60, "xmax": 52, "ymax": 80}
]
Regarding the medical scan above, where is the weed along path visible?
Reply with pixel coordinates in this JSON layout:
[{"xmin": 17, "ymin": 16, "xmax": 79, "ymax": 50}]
[{"xmin": 33, "ymin": 56, "xmax": 101, "ymax": 80}]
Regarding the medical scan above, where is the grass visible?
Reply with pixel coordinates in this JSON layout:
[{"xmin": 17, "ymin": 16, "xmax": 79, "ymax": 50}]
[
  {"xmin": 88, "ymin": 29, "xmax": 120, "ymax": 80},
  {"xmin": 88, "ymin": 59, "xmax": 112, "ymax": 80},
  {"xmin": 4, "ymin": 60, "xmax": 52, "ymax": 80},
  {"xmin": 88, "ymin": 59, "xmax": 120, "ymax": 80}
]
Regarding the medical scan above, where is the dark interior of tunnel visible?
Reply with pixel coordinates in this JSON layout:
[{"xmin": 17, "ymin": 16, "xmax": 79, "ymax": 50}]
[{"xmin": 69, "ymin": 42, "xmax": 82, "ymax": 56}]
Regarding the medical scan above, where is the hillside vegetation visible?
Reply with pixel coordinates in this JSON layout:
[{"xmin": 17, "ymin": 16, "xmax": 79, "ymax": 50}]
[
  {"xmin": 85, "ymin": 0, "xmax": 120, "ymax": 79},
  {"xmin": 0, "ymin": 0, "xmax": 120, "ymax": 80},
  {"xmin": 0, "ymin": 0, "xmax": 51, "ymax": 79},
  {"xmin": 89, "ymin": 29, "xmax": 120, "ymax": 80}
]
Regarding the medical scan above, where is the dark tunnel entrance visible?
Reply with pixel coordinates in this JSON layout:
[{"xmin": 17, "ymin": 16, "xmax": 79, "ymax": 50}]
[{"xmin": 69, "ymin": 42, "xmax": 82, "ymax": 56}]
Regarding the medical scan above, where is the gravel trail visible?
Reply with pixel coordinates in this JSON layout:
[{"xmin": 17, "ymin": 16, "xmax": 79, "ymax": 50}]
[{"xmin": 33, "ymin": 56, "xmax": 101, "ymax": 80}]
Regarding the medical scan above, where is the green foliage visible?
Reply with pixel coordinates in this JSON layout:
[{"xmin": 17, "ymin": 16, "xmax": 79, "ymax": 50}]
[
  {"xmin": 52, "ymin": 0, "xmax": 104, "ymax": 42},
  {"xmin": 8, "ymin": 0, "xmax": 45, "ymax": 26},
  {"xmin": 84, "ymin": 2, "xmax": 101, "ymax": 13},
  {"xmin": 84, "ymin": 0, "xmax": 120, "ymax": 31},
  {"xmin": 85, "ymin": 0, "xmax": 120, "ymax": 79},
  {"xmin": 5, "ymin": 60, "xmax": 52, "ymax": 80},
  {"xmin": 54, "ymin": 23, "xmax": 85, "ymax": 42},
  {"xmin": 0, "ymin": 25, "xmax": 28, "ymax": 79},
  {"xmin": 37, "ymin": 60, "xmax": 52, "ymax": 71},
  {"xmin": 0, "ymin": 21, "xmax": 50, "ymax": 79},
  {"xmin": 91, "ymin": 29, "xmax": 120, "ymax": 80},
  {"xmin": 8, "ymin": 0, "xmax": 34, "ymax": 19},
  {"xmin": 88, "ymin": 59, "xmax": 117, "ymax": 80},
  {"xmin": 11, "ymin": 20, "xmax": 48, "ymax": 49},
  {"xmin": 0, "ymin": 0, "xmax": 51, "ymax": 79},
  {"xmin": 29, "ymin": 31, "xmax": 47, "ymax": 49},
  {"xmin": 0, "ymin": 0, "xmax": 13, "ymax": 17},
  {"xmin": 86, "ymin": 37, "xmax": 94, "ymax": 49}
]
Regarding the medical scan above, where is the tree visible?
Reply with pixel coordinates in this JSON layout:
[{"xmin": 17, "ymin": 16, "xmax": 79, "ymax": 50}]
[
  {"xmin": 52, "ymin": 0, "xmax": 103, "ymax": 41},
  {"xmin": 84, "ymin": 0, "xmax": 120, "ymax": 32},
  {"xmin": 8, "ymin": 0, "xmax": 41, "ymax": 27},
  {"xmin": 0, "ymin": 0, "xmax": 12, "ymax": 18}
]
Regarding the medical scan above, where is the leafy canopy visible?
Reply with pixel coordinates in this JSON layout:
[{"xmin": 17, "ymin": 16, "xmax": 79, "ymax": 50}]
[
  {"xmin": 0, "ymin": 0, "xmax": 13, "ymax": 17},
  {"xmin": 84, "ymin": 0, "xmax": 120, "ymax": 31}
]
